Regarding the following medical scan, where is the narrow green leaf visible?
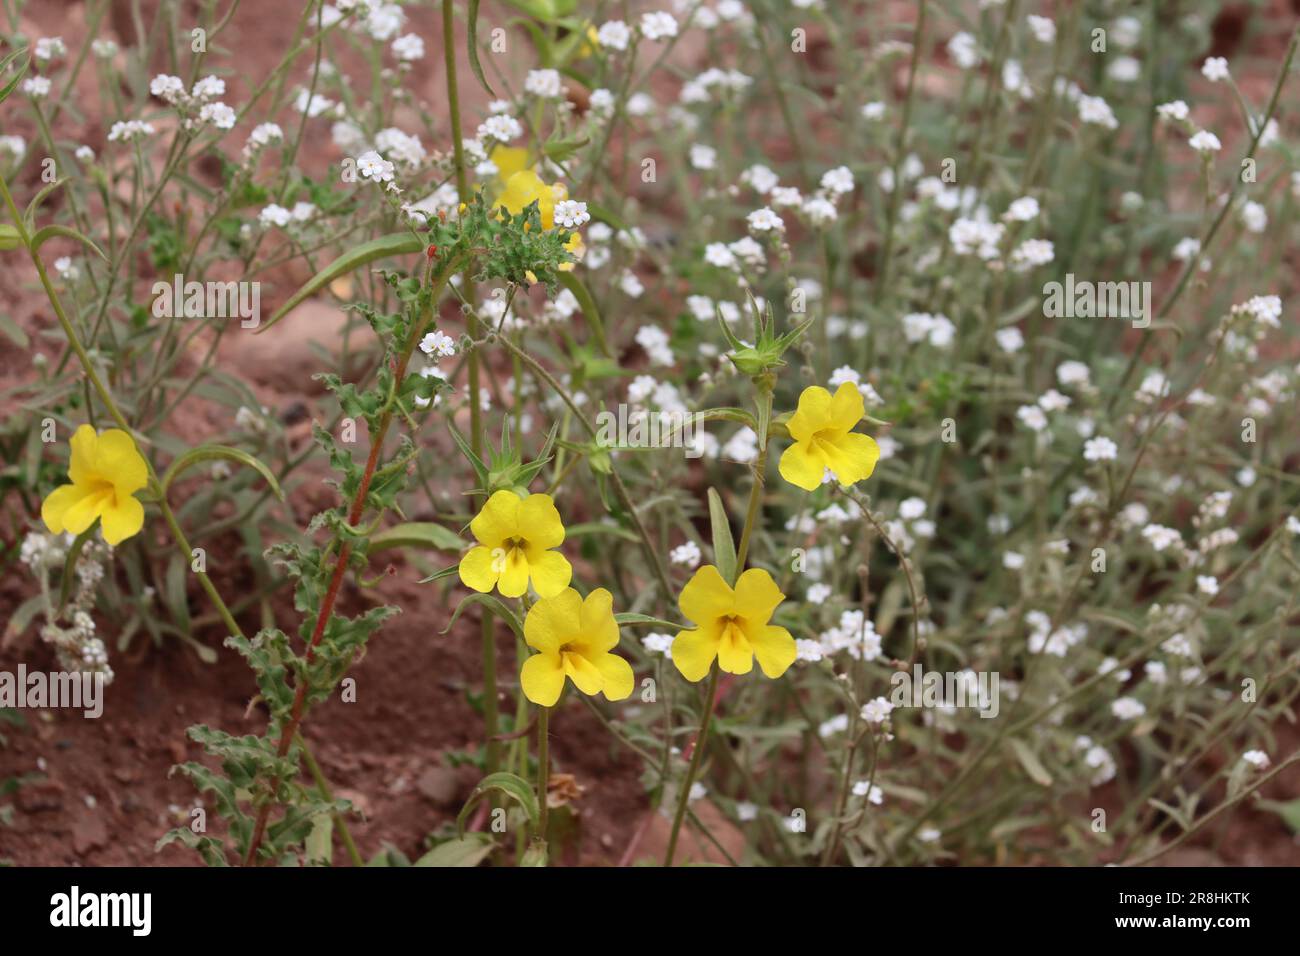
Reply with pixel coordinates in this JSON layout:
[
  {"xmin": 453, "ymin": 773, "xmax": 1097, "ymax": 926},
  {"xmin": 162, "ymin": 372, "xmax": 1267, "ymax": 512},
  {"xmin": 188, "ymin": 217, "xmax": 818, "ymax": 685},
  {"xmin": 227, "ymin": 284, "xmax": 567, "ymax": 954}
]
[
  {"xmin": 614, "ymin": 612, "xmax": 686, "ymax": 629},
  {"xmin": 707, "ymin": 488, "xmax": 737, "ymax": 585},
  {"xmin": 414, "ymin": 832, "xmax": 496, "ymax": 867},
  {"xmin": 258, "ymin": 232, "xmax": 423, "ymax": 332},
  {"xmin": 443, "ymin": 592, "xmax": 524, "ymax": 640},
  {"xmin": 556, "ymin": 272, "xmax": 611, "ymax": 357},
  {"xmin": 30, "ymin": 224, "xmax": 108, "ymax": 262},
  {"xmin": 1007, "ymin": 739, "xmax": 1053, "ymax": 787},
  {"xmin": 160, "ymin": 444, "xmax": 284, "ymax": 500},
  {"xmin": 466, "ymin": 0, "xmax": 496, "ymax": 96},
  {"xmin": 369, "ymin": 521, "xmax": 465, "ymax": 554},
  {"xmin": 456, "ymin": 771, "xmax": 539, "ymax": 837}
]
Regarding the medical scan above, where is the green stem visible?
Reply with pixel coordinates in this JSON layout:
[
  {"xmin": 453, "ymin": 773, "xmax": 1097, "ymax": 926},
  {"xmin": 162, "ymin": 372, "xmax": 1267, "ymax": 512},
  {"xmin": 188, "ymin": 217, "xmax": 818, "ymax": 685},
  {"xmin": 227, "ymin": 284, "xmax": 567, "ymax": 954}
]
[
  {"xmin": 664, "ymin": 662, "xmax": 720, "ymax": 867},
  {"xmin": 0, "ymin": 167, "xmax": 363, "ymax": 864},
  {"xmin": 534, "ymin": 704, "xmax": 550, "ymax": 857}
]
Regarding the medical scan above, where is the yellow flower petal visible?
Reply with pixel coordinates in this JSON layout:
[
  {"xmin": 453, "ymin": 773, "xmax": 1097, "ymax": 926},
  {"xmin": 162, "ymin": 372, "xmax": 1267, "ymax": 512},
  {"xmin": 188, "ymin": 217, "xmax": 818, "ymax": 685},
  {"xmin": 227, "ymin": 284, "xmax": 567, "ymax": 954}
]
[
  {"xmin": 678, "ymin": 564, "xmax": 735, "ymax": 625},
  {"xmin": 716, "ymin": 621, "xmax": 754, "ymax": 675},
  {"xmin": 828, "ymin": 381, "xmax": 866, "ymax": 433},
  {"xmin": 524, "ymin": 588, "xmax": 582, "ymax": 653},
  {"xmin": 786, "ymin": 385, "xmax": 833, "ymax": 444},
  {"xmin": 670, "ymin": 627, "xmax": 718, "ymax": 682},
  {"xmin": 497, "ymin": 546, "xmax": 532, "ymax": 598},
  {"xmin": 594, "ymin": 652, "xmax": 634, "ymax": 701},
  {"xmin": 96, "ymin": 429, "xmax": 148, "ymax": 495},
  {"xmin": 490, "ymin": 145, "xmax": 529, "ymax": 185},
  {"xmin": 527, "ymin": 549, "xmax": 572, "ymax": 598},
  {"xmin": 822, "ymin": 431, "xmax": 880, "ymax": 487},
  {"xmin": 470, "ymin": 490, "xmax": 521, "ymax": 546},
  {"xmin": 40, "ymin": 483, "xmax": 88, "ymax": 535},
  {"xmin": 733, "ymin": 568, "xmax": 785, "ymax": 625},
  {"xmin": 67, "ymin": 424, "xmax": 98, "ymax": 486},
  {"xmin": 100, "ymin": 495, "xmax": 145, "ymax": 546},
  {"xmin": 458, "ymin": 545, "xmax": 500, "ymax": 593},
  {"xmin": 521, "ymin": 652, "xmax": 566, "ymax": 706},
  {"xmin": 778, "ymin": 440, "xmax": 826, "ymax": 491},
  {"xmin": 518, "ymin": 493, "xmax": 565, "ymax": 549},
  {"xmin": 562, "ymin": 650, "xmax": 604, "ymax": 696},
  {"xmin": 751, "ymin": 625, "xmax": 797, "ymax": 679},
  {"xmin": 578, "ymin": 587, "xmax": 619, "ymax": 653}
]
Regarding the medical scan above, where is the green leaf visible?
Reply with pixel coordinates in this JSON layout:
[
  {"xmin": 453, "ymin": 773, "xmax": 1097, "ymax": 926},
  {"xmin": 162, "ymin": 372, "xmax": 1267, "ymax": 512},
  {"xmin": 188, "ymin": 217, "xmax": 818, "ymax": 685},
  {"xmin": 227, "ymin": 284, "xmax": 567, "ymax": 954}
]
[
  {"xmin": 1258, "ymin": 798, "xmax": 1300, "ymax": 834},
  {"xmin": 30, "ymin": 224, "xmax": 108, "ymax": 262},
  {"xmin": 369, "ymin": 522, "xmax": 466, "ymax": 554},
  {"xmin": 1006, "ymin": 739, "xmax": 1053, "ymax": 787},
  {"xmin": 466, "ymin": 0, "xmax": 495, "ymax": 96},
  {"xmin": 520, "ymin": 840, "xmax": 548, "ymax": 867},
  {"xmin": 557, "ymin": 271, "xmax": 611, "ymax": 357},
  {"xmin": 258, "ymin": 233, "xmax": 423, "ymax": 332},
  {"xmin": 614, "ymin": 613, "xmax": 686, "ymax": 630},
  {"xmin": 160, "ymin": 444, "xmax": 284, "ymax": 500},
  {"xmin": 707, "ymin": 488, "xmax": 737, "ymax": 585},
  {"xmin": 456, "ymin": 771, "xmax": 539, "ymax": 836},
  {"xmin": 418, "ymin": 564, "xmax": 461, "ymax": 584},
  {"xmin": 414, "ymin": 832, "xmax": 496, "ymax": 867},
  {"xmin": 443, "ymin": 592, "xmax": 524, "ymax": 641},
  {"xmin": 0, "ymin": 313, "xmax": 29, "ymax": 347},
  {"xmin": 0, "ymin": 49, "xmax": 30, "ymax": 105}
]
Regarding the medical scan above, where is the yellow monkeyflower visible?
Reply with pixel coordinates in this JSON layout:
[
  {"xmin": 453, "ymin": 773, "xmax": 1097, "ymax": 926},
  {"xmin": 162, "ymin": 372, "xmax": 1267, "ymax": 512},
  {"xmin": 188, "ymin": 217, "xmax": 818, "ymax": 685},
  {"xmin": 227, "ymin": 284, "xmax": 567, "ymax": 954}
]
[
  {"xmin": 41, "ymin": 425, "xmax": 148, "ymax": 546},
  {"xmin": 497, "ymin": 170, "xmax": 563, "ymax": 230},
  {"xmin": 520, "ymin": 587, "xmax": 634, "ymax": 706},
  {"xmin": 778, "ymin": 381, "xmax": 881, "ymax": 492},
  {"xmin": 458, "ymin": 490, "xmax": 572, "ymax": 598},
  {"xmin": 490, "ymin": 144, "xmax": 529, "ymax": 187},
  {"xmin": 670, "ymin": 565, "xmax": 796, "ymax": 682}
]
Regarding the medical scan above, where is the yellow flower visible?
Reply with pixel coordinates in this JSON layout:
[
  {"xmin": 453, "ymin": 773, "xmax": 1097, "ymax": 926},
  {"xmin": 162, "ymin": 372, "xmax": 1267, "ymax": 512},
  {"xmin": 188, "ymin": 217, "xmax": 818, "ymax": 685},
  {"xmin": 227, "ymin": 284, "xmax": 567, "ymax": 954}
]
[
  {"xmin": 458, "ymin": 490, "xmax": 572, "ymax": 598},
  {"xmin": 497, "ymin": 169, "xmax": 560, "ymax": 230},
  {"xmin": 519, "ymin": 587, "xmax": 634, "ymax": 706},
  {"xmin": 778, "ymin": 381, "xmax": 881, "ymax": 492},
  {"xmin": 41, "ymin": 424, "xmax": 148, "ymax": 546},
  {"xmin": 490, "ymin": 144, "xmax": 529, "ymax": 187},
  {"xmin": 559, "ymin": 231, "xmax": 584, "ymax": 272},
  {"xmin": 670, "ymin": 565, "xmax": 796, "ymax": 682}
]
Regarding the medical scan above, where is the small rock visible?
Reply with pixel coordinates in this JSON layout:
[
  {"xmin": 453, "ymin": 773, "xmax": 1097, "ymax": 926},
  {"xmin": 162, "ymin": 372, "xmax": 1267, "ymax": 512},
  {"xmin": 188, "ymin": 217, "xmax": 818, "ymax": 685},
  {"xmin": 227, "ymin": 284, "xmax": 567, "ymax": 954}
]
[
  {"xmin": 72, "ymin": 809, "xmax": 109, "ymax": 855},
  {"xmin": 416, "ymin": 765, "xmax": 460, "ymax": 807}
]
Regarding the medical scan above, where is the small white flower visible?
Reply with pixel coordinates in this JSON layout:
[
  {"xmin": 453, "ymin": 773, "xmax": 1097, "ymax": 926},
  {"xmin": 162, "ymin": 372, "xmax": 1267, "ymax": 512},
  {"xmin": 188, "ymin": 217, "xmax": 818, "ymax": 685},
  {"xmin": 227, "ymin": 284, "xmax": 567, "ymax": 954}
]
[
  {"xmin": 419, "ymin": 330, "xmax": 456, "ymax": 358},
  {"xmin": 1083, "ymin": 437, "xmax": 1118, "ymax": 462},
  {"xmin": 477, "ymin": 114, "xmax": 522, "ymax": 143},
  {"xmin": 23, "ymin": 76, "xmax": 52, "ymax": 98},
  {"xmin": 357, "ymin": 150, "xmax": 395, "ymax": 182},
  {"xmin": 553, "ymin": 199, "xmax": 590, "ymax": 229},
  {"xmin": 1111, "ymin": 697, "xmax": 1146, "ymax": 720},
  {"xmin": 689, "ymin": 143, "xmax": 716, "ymax": 170},
  {"xmin": 597, "ymin": 20, "xmax": 631, "ymax": 51},
  {"xmin": 670, "ymin": 541, "xmax": 702, "ymax": 568},
  {"xmin": 1156, "ymin": 99, "xmax": 1189, "ymax": 121},
  {"xmin": 150, "ymin": 74, "xmax": 186, "ymax": 103},
  {"xmin": 861, "ymin": 101, "xmax": 886, "ymax": 121},
  {"xmin": 1241, "ymin": 750, "xmax": 1270, "ymax": 770},
  {"xmin": 191, "ymin": 75, "xmax": 226, "ymax": 100},
  {"xmin": 524, "ymin": 68, "xmax": 563, "ymax": 99},
  {"xmin": 199, "ymin": 102, "xmax": 236, "ymax": 130},
  {"xmin": 860, "ymin": 697, "xmax": 894, "ymax": 724},
  {"xmin": 1026, "ymin": 15, "xmax": 1055, "ymax": 43},
  {"xmin": 1201, "ymin": 57, "xmax": 1230, "ymax": 83},
  {"xmin": 820, "ymin": 165, "xmax": 854, "ymax": 196},
  {"xmin": 1188, "ymin": 130, "xmax": 1222, "ymax": 153},
  {"xmin": 639, "ymin": 11, "xmax": 679, "ymax": 41},
  {"xmin": 746, "ymin": 208, "xmax": 784, "ymax": 233},
  {"xmin": 392, "ymin": 33, "xmax": 425, "ymax": 61},
  {"xmin": 996, "ymin": 327, "xmax": 1024, "ymax": 353}
]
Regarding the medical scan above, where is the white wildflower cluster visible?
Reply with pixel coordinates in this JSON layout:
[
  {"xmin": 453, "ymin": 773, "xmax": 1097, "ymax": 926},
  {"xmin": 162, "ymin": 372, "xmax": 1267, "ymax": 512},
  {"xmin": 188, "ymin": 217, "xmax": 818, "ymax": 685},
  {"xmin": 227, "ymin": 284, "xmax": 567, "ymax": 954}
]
[
  {"xmin": 150, "ymin": 73, "xmax": 238, "ymax": 132},
  {"xmin": 20, "ymin": 531, "xmax": 115, "ymax": 682},
  {"xmin": 1025, "ymin": 610, "xmax": 1087, "ymax": 657},
  {"xmin": 813, "ymin": 609, "xmax": 883, "ymax": 663},
  {"xmin": 1073, "ymin": 736, "xmax": 1117, "ymax": 786}
]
